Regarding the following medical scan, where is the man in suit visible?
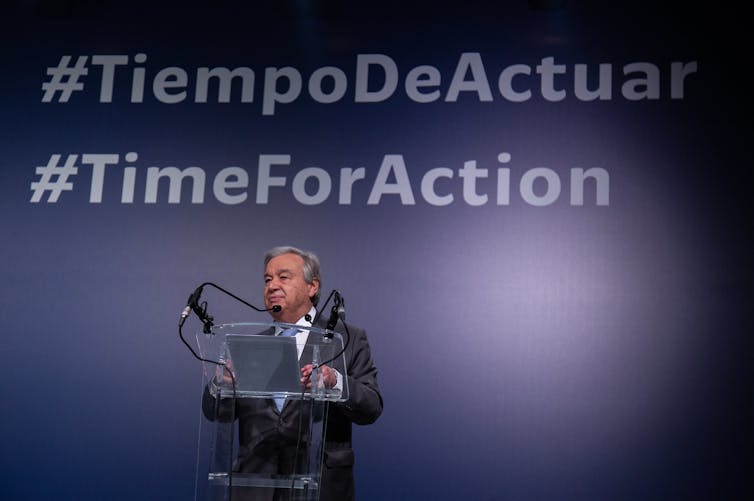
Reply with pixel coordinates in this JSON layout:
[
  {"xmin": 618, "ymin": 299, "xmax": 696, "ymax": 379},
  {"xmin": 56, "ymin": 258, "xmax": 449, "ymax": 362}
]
[{"xmin": 203, "ymin": 246, "xmax": 383, "ymax": 501}]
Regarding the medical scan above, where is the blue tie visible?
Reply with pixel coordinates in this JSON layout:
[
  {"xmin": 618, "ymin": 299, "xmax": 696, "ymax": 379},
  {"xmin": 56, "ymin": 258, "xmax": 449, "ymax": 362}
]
[{"xmin": 274, "ymin": 328, "xmax": 298, "ymax": 411}]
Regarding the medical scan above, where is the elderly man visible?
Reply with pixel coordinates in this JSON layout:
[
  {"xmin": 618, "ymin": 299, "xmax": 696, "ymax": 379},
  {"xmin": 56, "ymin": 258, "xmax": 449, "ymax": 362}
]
[{"xmin": 203, "ymin": 246, "xmax": 383, "ymax": 501}]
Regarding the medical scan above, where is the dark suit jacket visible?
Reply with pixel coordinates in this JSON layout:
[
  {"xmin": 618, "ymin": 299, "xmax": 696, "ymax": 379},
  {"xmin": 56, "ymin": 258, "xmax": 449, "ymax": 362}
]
[{"xmin": 202, "ymin": 317, "xmax": 383, "ymax": 501}]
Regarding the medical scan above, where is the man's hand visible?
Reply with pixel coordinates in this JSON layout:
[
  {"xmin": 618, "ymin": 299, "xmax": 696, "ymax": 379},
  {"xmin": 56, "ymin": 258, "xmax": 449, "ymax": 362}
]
[
  {"xmin": 209, "ymin": 360, "xmax": 235, "ymax": 398},
  {"xmin": 215, "ymin": 360, "xmax": 235, "ymax": 385},
  {"xmin": 301, "ymin": 364, "xmax": 337, "ymax": 389}
]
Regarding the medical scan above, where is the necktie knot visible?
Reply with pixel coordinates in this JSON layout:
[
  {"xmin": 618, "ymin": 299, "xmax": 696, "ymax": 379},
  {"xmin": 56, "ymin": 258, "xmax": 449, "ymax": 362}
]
[{"xmin": 280, "ymin": 327, "xmax": 298, "ymax": 337}]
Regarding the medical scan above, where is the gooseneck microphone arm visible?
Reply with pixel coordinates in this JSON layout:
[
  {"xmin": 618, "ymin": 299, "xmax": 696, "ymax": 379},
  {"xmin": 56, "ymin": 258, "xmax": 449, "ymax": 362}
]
[
  {"xmin": 195, "ymin": 281, "xmax": 279, "ymax": 313},
  {"xmin": 314, "ymin": 289, "xmax": 339, "ymax": 325},
  {"xmin": 309, "ymin": 289, "xmax": 351, "ymax": 370},
  {"xmin": 178, "ymin": 281, "xmax": 279, "ymax": 363},
  {"xmin": 177, "ymin": 281, "xmax": 277, "ymax": 501},
  {"xmin": 183, "ymin": 281, "xmax": 281, "ymax": 332}
]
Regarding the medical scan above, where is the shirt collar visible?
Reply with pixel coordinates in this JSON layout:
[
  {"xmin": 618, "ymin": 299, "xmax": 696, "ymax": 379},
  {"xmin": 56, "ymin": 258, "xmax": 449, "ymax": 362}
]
[
  {"xmin": 276, "ymin": 306, "xmax": 316, "ymax": 334},
  {"xmin": 296, "ymin": 306, "xmax": 317, "ymax": 328}
]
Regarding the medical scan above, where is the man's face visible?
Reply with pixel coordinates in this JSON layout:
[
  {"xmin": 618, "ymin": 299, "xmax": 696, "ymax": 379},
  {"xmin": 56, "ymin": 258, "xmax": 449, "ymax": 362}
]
[{"xmin": 263, "ymin": 253, "xmax": 319, "ymax": 323}]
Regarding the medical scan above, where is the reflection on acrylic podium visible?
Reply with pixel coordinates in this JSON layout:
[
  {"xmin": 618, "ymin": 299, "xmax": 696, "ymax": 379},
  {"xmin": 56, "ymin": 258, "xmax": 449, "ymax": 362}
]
[{"xmin": 194, "ymin": 322, "xmax": 348, "ymax": 501}]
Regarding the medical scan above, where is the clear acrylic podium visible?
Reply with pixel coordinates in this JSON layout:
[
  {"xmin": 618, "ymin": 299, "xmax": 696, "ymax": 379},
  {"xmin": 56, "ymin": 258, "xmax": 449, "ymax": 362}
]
[{"xmin": 194, "ymin": 322, "xmax": 349, "ymax": 501}]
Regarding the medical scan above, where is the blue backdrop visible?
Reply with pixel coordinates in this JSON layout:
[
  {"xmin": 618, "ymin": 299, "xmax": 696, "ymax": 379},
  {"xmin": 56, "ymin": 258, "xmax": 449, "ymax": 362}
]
[{"xmin": 1, "ymin": 2, "xmax": 751, "ymax": 500}]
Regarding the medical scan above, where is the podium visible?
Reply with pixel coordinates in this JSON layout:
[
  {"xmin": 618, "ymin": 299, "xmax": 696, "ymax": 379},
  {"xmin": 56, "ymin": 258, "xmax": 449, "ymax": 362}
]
[{"xmin": 194, "ymin": 322, "xmax": 349, "ymax": 501}]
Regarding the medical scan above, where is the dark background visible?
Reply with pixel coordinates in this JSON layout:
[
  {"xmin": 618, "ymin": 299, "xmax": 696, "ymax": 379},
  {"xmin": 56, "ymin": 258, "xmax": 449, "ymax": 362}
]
[{"xmin": 1, "ymin": 1, "xmax": 751, "ymax": 500}]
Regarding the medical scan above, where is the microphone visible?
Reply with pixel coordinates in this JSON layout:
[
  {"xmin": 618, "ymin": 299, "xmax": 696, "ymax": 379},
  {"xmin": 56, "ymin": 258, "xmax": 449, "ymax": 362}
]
[
  {"xmin": 326, "ymin": 291, "xmax": 345, "ymax": 331},
  {"xmin": 179, "ymin": 282, "xmax": 281, "ymax": 333},
  {"xmin": 336, "ymin": 294, "xmax": 346, "ymax": 322},
  {"xmin": 188, "ymin": 285, "xmax": 214, "ymax": 334}
]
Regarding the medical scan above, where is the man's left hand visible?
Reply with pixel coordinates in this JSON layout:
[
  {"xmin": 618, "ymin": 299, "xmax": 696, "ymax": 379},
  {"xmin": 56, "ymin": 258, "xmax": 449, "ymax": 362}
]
[{"xmin": 301, "ymin": 364, "xmax": 337, "ymax": 389}]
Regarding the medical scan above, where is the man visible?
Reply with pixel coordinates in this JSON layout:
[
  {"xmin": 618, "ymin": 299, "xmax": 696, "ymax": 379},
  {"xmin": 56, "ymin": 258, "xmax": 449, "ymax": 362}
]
[{"xmin": 203, "ymin": 246, "xmax": 383, "ymax": 501}]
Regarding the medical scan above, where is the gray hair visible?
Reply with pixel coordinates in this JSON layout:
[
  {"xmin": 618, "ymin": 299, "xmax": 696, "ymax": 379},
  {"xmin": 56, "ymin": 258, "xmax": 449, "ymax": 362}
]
[{"xmin": 263, "ymin": 246, "xmax": 322, "ymax": 306}]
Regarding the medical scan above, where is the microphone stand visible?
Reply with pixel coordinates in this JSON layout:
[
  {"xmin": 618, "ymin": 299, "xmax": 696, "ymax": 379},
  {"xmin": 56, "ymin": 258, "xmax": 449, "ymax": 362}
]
[{"xmin": 177, "ymin": 281, "xmax": 275, "ymax": 501}]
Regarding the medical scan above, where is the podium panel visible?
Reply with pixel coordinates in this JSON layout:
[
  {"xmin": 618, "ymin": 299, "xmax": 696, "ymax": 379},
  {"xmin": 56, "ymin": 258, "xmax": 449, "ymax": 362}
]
[{"xmin": 194, "ymin": 322, "xmax": 348, "ymax": 501}]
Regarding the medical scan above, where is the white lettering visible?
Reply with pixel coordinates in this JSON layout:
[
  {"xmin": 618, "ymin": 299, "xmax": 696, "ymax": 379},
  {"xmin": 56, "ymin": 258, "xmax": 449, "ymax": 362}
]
[
  {"xmin": 145, "ymin": 166, "xmax": 205, "ymax": 203},
  {"xmin": 213, "ymin": 166, "xmax": 249, "ymax": 205},
  {"xmin": 446, "ymin": 52, "xmax": 493, "ymax": 102},
  {"xmin": 368, "ymin": 155, "xmax": 415, "ymax": 205},
  {"xmin": 82, "ymin": 153, "xmax": 119, "ymax": 203},
  {"xmin": 58, "ymin": 150, "xmax": 612, "ymax": 208},
  {"xmin": 196, "ymin": 67, "xmax": 255, "ymax": 103},
  {"xmin": 670, "ymin": 61, "xmax": 697, "ymax": 99},
  {"xmin": 574, "ymin": 63, "xmax": 612, "ymax": 100},
  {"xmin": 405, "ymin": 65, "xmax": 442, "ymax": 103},
  {"xmin": 622, "ymin": 62, "xmax": 660, "ymax": 100},
  {"xmin": 458, "ymin": 160, "xmax": 488, "ymax": 206},
  {"xmin": 292, "ymin": 167, "xmax": 332, "ymax": 205},
  {"xmin": 262, "ymin": 67, "xmax": 302, "ymax": 115},
  {"xmin": 122, "ymin": 152, "xmax": 138, "ymax": 203},
  {"xmin": 81, "ymin": 53, "xmax": 695, "ymax": 111},
  {"xmin": 498, "ymin": 64, "xmax": 531, "ymax": 102},
  {"xmin": 131, "ymin": 53, "xmax": 147, "ymax": 102},
  {"xmin": 496, "ymin": 152, "xmax": 512, "ymax": 205},
  {"xmin": 355, "ymin": 54, "xmax": 399, "ymax": 103},
  {"xmin": 537, "ymin": 57, "xmax": 567, "ymax": 102},
  {"xmin": 153, "ymin": 67, "xmax": 188, "ymax": 104},
  {"xmin": 520, "ymin": 167, "xmax": 561, "ymax": 206},
  {"xmin": 308, "ymin": 67, "xmax": 348, "ymax": 103},
  {"xmin": 256, "ymin": 155, "xmax": 291, "ymax": 203},
  {"xmin": 91, "ymin": 55, "xmax": 128, "ymax": 102},
  {"xmin": 339, "ymin": 167, "xmax": 366, "ymax": 204},
  {"xmin": 421, "ymin": 167, "xmax": 454, "ymax": 206},
  {"xmin": 570, "ymin": 167, "xmax": 610, "ymax": 206}
]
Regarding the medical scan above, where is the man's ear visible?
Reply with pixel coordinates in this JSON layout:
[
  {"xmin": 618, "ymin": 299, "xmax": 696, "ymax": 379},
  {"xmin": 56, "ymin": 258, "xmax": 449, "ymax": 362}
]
[{"xmin": 308, "ymin": 278, "xmax": 320, "ymax": 301}]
